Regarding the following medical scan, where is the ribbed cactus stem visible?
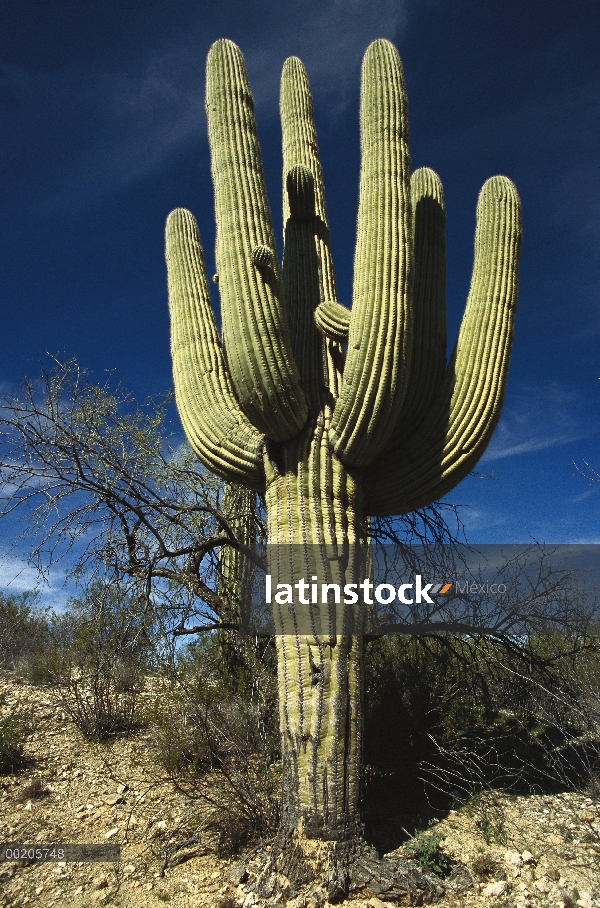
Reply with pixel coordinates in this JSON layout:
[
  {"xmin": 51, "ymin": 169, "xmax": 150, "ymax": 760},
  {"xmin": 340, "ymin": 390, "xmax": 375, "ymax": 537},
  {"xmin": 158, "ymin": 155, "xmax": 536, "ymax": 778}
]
[
  {"xmin": 287, "ymin": 165, "xmax": 316, "ymax": 221},
  {"xmin": 280, "ymin": 56, "xmax": 337, "ymax": 305},
  {"xmin": 365, "ymin": 175, "xmax": 522, "ymax": 514},
  {"xmin": 386, "ymin": 167, "xmax": 447, "ymax": 443},
  {"xmin": 329, "ymin": 40, "xmax": 413, "ymax": 467},
  {"xmin": 218, "ymin": 483, "xmax": 256, "ymax": 630},
  {"xmin": 265, "ymin": 411, "xmax": 366, "ymax": 835},
  {"xmin": 206, "ymin": 39, "xmax": 307, "ymax": 441},
  {"xmin": 166, "ymin": 208, "xmax": 264, "ymax": 487},
  {"xmin": 282, "ymin": 210, "xmax": 324, "ymax": 410}
]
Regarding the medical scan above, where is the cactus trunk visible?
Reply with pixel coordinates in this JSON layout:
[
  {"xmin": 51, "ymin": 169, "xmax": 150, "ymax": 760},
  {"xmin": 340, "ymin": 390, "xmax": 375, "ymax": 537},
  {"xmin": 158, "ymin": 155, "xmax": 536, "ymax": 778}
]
[{"xmin": 264, "ymin": 418, "xmax": 366, "ymax": 840}]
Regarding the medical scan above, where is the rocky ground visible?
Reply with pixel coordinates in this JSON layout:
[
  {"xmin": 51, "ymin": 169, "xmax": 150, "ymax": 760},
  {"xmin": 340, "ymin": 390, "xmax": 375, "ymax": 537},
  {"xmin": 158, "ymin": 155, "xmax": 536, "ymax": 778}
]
[{"xmin": 1, "ymin": 671, "xmax": 599, "ymax": 908}]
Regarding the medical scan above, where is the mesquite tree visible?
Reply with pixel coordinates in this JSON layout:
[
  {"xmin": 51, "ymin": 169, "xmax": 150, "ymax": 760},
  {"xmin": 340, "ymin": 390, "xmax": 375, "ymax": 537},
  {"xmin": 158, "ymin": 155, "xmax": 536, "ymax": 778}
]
[{"xmin": 165, "ymin": 37, "xmax": 521, "ymax": 864}]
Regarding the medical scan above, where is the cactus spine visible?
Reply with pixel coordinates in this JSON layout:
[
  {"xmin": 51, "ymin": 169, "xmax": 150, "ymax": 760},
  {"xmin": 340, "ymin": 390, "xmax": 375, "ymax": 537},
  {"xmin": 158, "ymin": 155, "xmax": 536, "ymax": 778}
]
[{"xmin": 166, "ymin": 38, "xmax": 521, "ymax": 845}]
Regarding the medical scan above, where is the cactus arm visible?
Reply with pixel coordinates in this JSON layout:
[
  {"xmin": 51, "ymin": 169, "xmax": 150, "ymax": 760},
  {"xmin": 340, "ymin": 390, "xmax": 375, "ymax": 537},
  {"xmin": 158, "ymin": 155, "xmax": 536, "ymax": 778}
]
[
  {"xmin": 281, "ymin": 165, "xmax": 324, "ymax": 411},
  {"xmin": 364, "ymin": 176, "xmax": 522, "ymax": 515},
  {"xmin": 206, "ymin": 39, "xmax": 307, "ymax": 441},
  {"xmin": 166, "ymin": 208, "xmax": 265, "ymax": 489},
  {"xmin": 383, "ymin": 167, "xmax": 447, "ymax": 445},
  {"xmin": 280, "ymin": 56, "xmax": 338, "ymax": 305},
  {"xmin": 314, "ymin": 299, "xmax": 350, "ymax": 345},
  {"xmin": 329, "ymin": 39, "xmax": 413, "ymax": 467},
  {"xmin": 280, "ymin": 57, "xmax": 342, "ymax": 410}
]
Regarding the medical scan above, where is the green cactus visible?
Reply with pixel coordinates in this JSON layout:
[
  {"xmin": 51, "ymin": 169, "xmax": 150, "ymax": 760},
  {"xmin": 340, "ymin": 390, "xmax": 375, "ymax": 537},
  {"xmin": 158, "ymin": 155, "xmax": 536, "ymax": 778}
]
[
  {"xmin": 217, "ymin": 482, "xmax": 256, "ymax": 633},
  {"xmin": 165, "ymin": 37, "xmax": 521, "ymax": 857}
]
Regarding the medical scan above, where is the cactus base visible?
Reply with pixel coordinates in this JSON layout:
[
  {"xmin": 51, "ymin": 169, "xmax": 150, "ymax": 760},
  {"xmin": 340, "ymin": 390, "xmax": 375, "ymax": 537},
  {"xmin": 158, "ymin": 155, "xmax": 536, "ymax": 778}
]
[{"xmin": 232, "ymin": 824, "xmax": 448, "ymax": 904}]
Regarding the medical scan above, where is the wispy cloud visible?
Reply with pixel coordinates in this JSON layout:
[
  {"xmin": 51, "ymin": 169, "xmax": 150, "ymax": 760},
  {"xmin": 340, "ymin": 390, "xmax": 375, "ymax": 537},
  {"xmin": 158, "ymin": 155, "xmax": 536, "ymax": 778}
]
[
  {"xmin": 451, "ymin": 506, "xmax": 512, "ymax": 533},
  {"xmin": 5, "ymin": 0, "xmax": 407, "ymax": 213},
  {"xmin": 244, "ymin": 0, "xmax": 407, "ymax": 112},
  {"xmin": 0, "ymin": 551, "xmax": 73, "ymax": 605},
  {"xmin": 482, "ymin": 382, "xmax": 597, "ymax": 463},
  {"xmin": 570, "ymin": 483, "xmax": 600, "ymax": 504}
]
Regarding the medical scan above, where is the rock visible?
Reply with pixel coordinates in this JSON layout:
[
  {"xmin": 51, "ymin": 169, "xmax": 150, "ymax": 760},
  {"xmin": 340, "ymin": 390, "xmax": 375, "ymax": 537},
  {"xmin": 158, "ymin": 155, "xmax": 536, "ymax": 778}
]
[
  {"xmin": 446, "ymin": 863, "xmax": 474, "ymax": 893},
  {"xmin": 286, "ymin": 897, "xmax": 306, "ymax": 908},
  {"xmin": 521, "ymin": 850, "xmax": 535, "ymax": 864},
  {"xmin": 103, "ymin": 827, "xmax": 118, "ymax": 839},
  {"xmin": 306, "ymin": 887, "xmax": 326, "ymax": 908},
  {"xmin": 93, "ymin": 876, "xmax": 108, "ymax": 890},
  {"xmin": 505, "ymin": 851, "xmax": 523, "ymax": 867},
  {"xmin": 102, "ymin": 794, "xmax": 123, "ymax": 806},
  {"xmin": 483, "ymin": 880, "xmax": 507, "ymax": 898},
  {"xmin": 225, "ymin": 862, "xmax": 249, "ymax": 885}
]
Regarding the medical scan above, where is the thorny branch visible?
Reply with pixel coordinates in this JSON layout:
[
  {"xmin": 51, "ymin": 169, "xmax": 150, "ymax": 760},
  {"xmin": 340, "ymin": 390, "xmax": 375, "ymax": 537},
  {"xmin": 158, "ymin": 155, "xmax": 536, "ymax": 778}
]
[{"xmin": 0, "ymin": 359, "xmax": 265, "ymax": 634}]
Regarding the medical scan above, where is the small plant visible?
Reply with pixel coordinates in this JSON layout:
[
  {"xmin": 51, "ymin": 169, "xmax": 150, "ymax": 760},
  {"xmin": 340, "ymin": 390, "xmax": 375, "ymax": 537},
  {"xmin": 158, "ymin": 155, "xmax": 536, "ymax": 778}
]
[
  {"xmin": 476, "ymin": 812, "xmax": 507, "ymax": 846},
  {"xmin": 467, "ymin": 793, "xmax": 508, "ymax": 846},
  {"xmin": 16, "ymin": 777, "xmax": 49, "ymax": 801},
  {"xmin": 471, "ymin": 852, "xmax": 500, "ymax": 879},
  {"xmin": 405, "ymin": 830, "xmax": 453, "ymax": 877},
  {"xmin": 561, "ymin": 889, "xmax": 580, "ymax": 908},
  {"xmin": 0, "ymin": 697, "xmax": 27, "ymax": 774},
  {"xmin": 215, "ymin": 897, "xmax": 238, "ymax": 908}
]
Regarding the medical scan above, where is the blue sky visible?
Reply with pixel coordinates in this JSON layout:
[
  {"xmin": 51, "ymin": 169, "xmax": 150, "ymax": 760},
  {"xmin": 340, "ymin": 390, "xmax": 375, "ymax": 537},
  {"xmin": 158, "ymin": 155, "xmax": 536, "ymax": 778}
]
[{"xmin": 1, "ymin": 0, "xmax": 599, "ymax": 597}]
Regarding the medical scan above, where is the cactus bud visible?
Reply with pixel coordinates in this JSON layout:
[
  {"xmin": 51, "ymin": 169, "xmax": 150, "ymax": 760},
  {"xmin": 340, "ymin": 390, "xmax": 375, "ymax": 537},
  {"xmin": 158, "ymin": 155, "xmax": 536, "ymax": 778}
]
[
  {"xmin": 315, "ymin": 299, "xmax": 350, "ymax": 344},
  {"xmin": 252, "ymin": 245, "xmax": 274, "ymax": 269}
]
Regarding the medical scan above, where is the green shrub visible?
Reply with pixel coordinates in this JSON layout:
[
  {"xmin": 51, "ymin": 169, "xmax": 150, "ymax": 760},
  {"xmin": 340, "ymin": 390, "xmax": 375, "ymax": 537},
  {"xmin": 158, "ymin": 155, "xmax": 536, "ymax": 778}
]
[
  {"xmin": 405, "ymin": 830, "xmax": 453, "ymax": 877},
  {"xmin": 0, "ymin": 696, "xmax": 28, "ymax": 774},
  {"xmin": 364, "ymin": 632, "xmax": 600, "ymax": 817},
  {"xmin": 0, "ymin": 591, "xmax": 50, "ymax": 676}
]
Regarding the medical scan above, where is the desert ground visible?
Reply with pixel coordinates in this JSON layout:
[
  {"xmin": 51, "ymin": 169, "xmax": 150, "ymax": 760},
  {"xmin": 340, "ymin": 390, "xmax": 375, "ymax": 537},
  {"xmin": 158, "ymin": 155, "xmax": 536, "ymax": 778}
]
[{"xmin": 1, "ymin": 671, "xmax": 599, "ymax": 908}]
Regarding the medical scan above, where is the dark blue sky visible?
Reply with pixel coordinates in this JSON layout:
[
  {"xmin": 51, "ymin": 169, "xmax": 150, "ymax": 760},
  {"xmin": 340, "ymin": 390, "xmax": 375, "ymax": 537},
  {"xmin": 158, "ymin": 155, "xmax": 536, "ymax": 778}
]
[{"xmin": 1, "ymin": 0, "xmax": 599, "ymax": 594}]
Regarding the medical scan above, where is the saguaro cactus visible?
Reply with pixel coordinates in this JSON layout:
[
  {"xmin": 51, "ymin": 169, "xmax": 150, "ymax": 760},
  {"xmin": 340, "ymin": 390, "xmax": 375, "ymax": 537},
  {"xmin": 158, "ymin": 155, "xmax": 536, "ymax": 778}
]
[{"xmin": 165, "ymin": 37, "xmax": 521, "ymax": 889}]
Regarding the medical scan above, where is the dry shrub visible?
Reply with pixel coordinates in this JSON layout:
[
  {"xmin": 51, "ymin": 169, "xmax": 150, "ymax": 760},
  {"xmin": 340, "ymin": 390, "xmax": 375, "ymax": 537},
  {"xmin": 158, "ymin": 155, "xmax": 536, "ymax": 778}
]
[
  {"xmin": 43, "ymin": 582, "xmax": 154, "ymax": 741},
  {"xmin": 150, "ymin": 633, "xmax": 280, "ymax": 854}
]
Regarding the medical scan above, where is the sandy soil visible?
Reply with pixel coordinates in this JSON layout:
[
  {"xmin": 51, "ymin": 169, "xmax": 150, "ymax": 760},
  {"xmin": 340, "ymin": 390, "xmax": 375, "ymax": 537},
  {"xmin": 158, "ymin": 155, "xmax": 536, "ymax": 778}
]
[{"xmin": 1, "ymin": 672, "xmax": 599, "ymax": 908}]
